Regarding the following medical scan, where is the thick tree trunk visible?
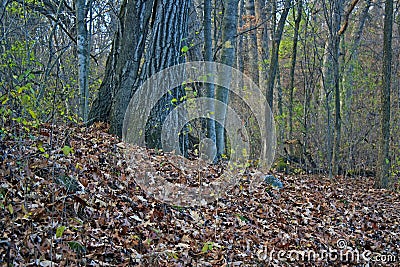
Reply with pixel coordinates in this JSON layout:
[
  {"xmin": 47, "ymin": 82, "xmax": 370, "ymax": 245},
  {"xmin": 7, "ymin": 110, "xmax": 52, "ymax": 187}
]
[
  {"xmin": 88, "ymin": 0, "xmax": 154, "ymax": 136},
  {"xmin": 141, "ymin": 0, "xmax": 191, "ymax": 153},
  {"xmin": 109, "ymin": 0, "xmax": 154, "ymax": 136}
]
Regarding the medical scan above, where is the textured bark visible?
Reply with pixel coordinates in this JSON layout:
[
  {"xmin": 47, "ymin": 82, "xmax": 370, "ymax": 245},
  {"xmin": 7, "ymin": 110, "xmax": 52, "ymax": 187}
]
[
  {"xmin": 320, "ymin": 0, "xmax": 343, "ymax": 177},
  {"xmin": 204, "ymin": 0, "xmax": 216, "ymax": 147},
  {"xmin": 141, "ymin": 0, "xmax": 191, "ymax": 152},
  {"xmin": 237, "ymin": 0, "xmax": 245, "ymax": 75},
  {"xmin": 266, "ymin": 0, "xmax": 291, "ymax": 110},
  {"xmin": 215, "ymin": 0, "xmax": 238, "ymax": 158},
  {"xmin": 332, "ymin": 0, "xmax": 344, "ymax": 176},
  {"xmin": 76, "ymin": 0, "xmax": 90, "ymax": 122},
  {"xmin": 375, "ymin": 0, "xmax": 393, "ymax": 189},
  {"xmin": 255, "ymin": 0, "xmax": 269, "ymax": 84},
  {"xmin": 288, "ymin": 0, "xmax": 302, "ymax": 139},
  {"xmin": 245, "ymin": 0, "xmax": 259, "ymax": 85},
  {"xmin": 109, "ymin": 0, "xmax": 154, "ymax": 136},
  {"xmin": 88, "ymin": 0, "xmax": 154, "ymax": 136}
]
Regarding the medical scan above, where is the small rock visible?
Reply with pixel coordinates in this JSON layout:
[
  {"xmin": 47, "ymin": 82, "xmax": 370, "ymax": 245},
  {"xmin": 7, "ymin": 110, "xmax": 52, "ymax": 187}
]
[{"xmin": 264, "ymin": 175, "xmax": 283, "ymax": 189}]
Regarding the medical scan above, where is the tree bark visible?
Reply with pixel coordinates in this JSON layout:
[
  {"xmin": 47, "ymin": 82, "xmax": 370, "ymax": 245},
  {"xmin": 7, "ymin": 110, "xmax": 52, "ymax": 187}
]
[
  {"xmin": 266, "ymin": 0, "xmax": 291, "ymax": 110},
  {"xmin": 288, "ymin": 0, "xmax": 302, "ymax": 139},
  {"xmin": 204, "ymin": 0, "xmax": 216, "ymax": 149},
  {"xmin": 375, "ymin": 0, "xmax": 393, "ymax": 189},
  {"xmin": 215, "ymin": 0, "xmax": 238, "ymax": 159},
  {"xmin": 245, "ymin": 0, "xmax": 259, "ymax": 85},
  {"xmin": 141, "ymin": 0, "xmax": 191, "ymax": 152},
  {"xmin": 76, "ymin": 0, "xmax": 90, "ymax": 122},
  {"xmin": 88, "ymin": 0, "xmax": 154, "ymax": 136}
]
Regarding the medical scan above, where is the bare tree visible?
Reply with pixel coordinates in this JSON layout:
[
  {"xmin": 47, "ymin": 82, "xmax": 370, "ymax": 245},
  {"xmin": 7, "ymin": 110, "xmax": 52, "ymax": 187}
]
[
  {"xmin": 215, "ymin": 0, "xmax": 238, "ymax": 158},
  {"xmin": 375, "ymin": 0, "xmax": 393, "ymax": 188}
]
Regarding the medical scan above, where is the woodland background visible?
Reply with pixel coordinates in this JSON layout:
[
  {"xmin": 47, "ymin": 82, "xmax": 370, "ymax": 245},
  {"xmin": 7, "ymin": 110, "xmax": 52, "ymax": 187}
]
[{"xmin": 1, "ymin": 0, "xmax": 399, "ymax": 184}]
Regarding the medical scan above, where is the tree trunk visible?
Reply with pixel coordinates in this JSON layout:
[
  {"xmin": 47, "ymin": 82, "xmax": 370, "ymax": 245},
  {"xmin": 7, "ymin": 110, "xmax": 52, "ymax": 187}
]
[
  {"xmin": 141, "ymin": 0, "xmax": 191, "ymax": 153},
  {"xmin": 204, "ymin": 0, "xmax": 216, "ymax": 150},
  {"xmin": 332, "ymin": 0, "xmax": 344, "ymax": 176},
  {"xmin": 266, "ymin": 0, "xmax": 291, "ymax": 110},
  {"xmin": 375, "ymin": 0, "xmax": 393, "ymax": 189},
  {"xmin": 255, "ymin": 0, "xmax": 270, "ymax": 85},
  {"xmin": 76, "ymin": 0, "xmax": 90, "ymax": 122},
  {"xmin": 245, "ymin": 0, "xmax": 259, "ymax": 85},
  {"xmin": 88, "ymin": 0, "xmax": 154, "ymax": 136},
  {"xmin": 215, "ymin": 0, "xmax": 238, "ymax": 159},
  {"xmin": 288, "ymin": 0, "xmax": 302, "ymax": 139}
]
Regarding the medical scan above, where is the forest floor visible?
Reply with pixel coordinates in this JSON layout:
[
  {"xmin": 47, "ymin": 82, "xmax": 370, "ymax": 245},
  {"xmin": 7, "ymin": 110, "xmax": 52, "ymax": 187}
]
[{"xmin": 1, "ymin": 123, "xmax": 399, "ymax": 266}]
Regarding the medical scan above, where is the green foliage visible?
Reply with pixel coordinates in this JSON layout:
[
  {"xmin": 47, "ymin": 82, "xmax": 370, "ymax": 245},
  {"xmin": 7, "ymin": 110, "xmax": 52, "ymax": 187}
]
[
  {"xmin": 67, "ymin": 241, "xmax": 86, "ymax": 254},
  {"xmin": 56, "ymin": 225, "xmax": 66, "ymax": 238},
  {"xmin": 62, "ymin": 145, "xmax": 73, "ymax": 156},
  {"xmin": 201, "ymin": 241, "xmax": 214, "ymax": 253}
]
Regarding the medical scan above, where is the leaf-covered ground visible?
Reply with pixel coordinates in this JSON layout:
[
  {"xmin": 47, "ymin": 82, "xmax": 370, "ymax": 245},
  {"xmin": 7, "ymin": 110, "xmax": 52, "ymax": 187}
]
[{"xmin": 1, "ymin": 123, "xmax": 399, "ymax": 266}]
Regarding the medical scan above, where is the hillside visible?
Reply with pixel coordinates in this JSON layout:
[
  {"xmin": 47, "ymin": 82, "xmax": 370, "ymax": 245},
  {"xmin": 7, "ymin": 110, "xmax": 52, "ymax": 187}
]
[{"xmin": 1, "ymin": 124, "xmax": 399, "ymax": 266}]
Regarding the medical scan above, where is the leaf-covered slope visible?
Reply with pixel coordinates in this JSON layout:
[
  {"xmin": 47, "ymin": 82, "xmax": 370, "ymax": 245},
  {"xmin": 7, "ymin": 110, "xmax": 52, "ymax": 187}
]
[{"xmin": 1, "ymin": 123, "xmax": 399, "ymax": 266}]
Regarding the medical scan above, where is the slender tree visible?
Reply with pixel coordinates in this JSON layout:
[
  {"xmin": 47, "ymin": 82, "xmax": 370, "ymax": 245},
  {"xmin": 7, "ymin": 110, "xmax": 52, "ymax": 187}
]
[
  {"xmin": 266, "ymin": 0, "xmax": 291, "ymax": 110},
  {"xmin": 204, "ymin": 0, "xmax": 216, "ymax": 147},
  {"xmin": 375, "ymin": 0, "xmax": 393, "ymax": 189},
  {"xmin": 288, "ymin": 0, "xmax": 302, "ymax": 139},
  {"xmin": 76, "ymin": 0, "xmax": 90, "ymax": 122},
  {"xmin": 246, "ymin": 0, "xmax": 259, "ymax": 85},
  {"xmin": 215, "ymin": 0, "xmax": 238, "ymax": 158}
]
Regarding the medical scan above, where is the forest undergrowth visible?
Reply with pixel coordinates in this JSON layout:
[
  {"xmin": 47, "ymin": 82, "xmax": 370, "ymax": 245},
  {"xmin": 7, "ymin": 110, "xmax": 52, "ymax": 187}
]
[{"xmin": 1, "ymin": 123, "xmax": 399, "ymax": 266}]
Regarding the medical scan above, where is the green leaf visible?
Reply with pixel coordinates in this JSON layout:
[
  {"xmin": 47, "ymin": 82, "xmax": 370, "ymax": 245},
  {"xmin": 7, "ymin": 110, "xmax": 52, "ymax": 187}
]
[
  {"xmin": 385, "ymin": 158, "xmax": 390, "ymax": 165},
  {"xmin": 8, "ymin": 203, "xmax": 13, "ymax": 214},
  {"xmin": 56, "ymin": 225, "xmax": 66, "ymax": 238},
  {"xmin": 181, "ymin": 45, "xmax": 189, "ymax": 53},
  {"xmin": 201, "ymin": 241, "xmax": 213, "ymax": 253},
  {"xmin": 62, "ymin": 145, "xmax": 73, "ymax": 156},
  {"xmin": 68, "ymin": 241, "xmax": 86, "ymax": 253},
  {"xmin": 1, "ymin": 97, "xmax": 8, "ymax": 105},
  {"xmin": 28, "ymin": 110, "xmax": 37, "ymax": 119}
]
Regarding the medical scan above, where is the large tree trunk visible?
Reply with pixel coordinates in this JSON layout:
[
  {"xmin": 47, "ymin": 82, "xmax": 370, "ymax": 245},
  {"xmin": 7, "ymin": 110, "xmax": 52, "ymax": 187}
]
[
  {"xmin": 375, "ymin": 0, "xmax": 393, "ymax": 189},
  {"xmin": 88, "ymin": 0, "xmax": 154, "ymax": 136},
  {"xmin": 141, "ymin": 0, "xmax": 191, "ymax": 152}
]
